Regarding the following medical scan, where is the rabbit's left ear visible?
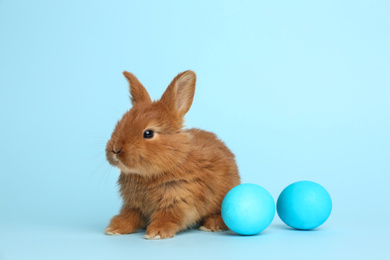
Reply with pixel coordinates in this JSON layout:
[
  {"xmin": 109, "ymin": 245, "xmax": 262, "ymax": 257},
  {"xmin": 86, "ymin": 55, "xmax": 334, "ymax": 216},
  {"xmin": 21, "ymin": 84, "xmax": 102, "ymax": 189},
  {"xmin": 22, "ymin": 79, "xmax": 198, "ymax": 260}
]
[
  {"xmin": 160, "ymin": 70, "xmax": 196, "ymax": 117},
  {"xmin": 123, "ymin": 71, "xmax": 152, "ymax": 105}
]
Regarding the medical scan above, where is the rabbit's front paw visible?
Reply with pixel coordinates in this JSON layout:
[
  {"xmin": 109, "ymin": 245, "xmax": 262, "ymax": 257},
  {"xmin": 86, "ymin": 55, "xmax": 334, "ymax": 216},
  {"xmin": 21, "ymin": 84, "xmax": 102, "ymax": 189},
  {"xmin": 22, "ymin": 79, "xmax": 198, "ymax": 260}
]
[
  {"xmin": 105, "ymin": 222, "xmax": 137, "ymax": 236},
  {"xmin": 105, "ymin": 210, "xmax": 146, "ymax": 235},
  {"xmin": 105, "ymin": 225, "xmax": 127, "ymax": 236},
  {"xmin": 144, "ymin": 223, "xmax": 178, "ymax": 240}
]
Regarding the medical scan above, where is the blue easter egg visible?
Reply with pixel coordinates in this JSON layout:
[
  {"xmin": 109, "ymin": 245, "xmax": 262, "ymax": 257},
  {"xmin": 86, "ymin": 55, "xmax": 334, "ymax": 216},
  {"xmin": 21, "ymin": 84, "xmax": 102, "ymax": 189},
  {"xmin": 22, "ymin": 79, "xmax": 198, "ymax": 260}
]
[
  {"xmin": 221, "ymin": 183, "xmax": 275, "ymax": 235},
  {"xmin": 277, "ymin": 181, "xmax": 332, "ymax": 230}
]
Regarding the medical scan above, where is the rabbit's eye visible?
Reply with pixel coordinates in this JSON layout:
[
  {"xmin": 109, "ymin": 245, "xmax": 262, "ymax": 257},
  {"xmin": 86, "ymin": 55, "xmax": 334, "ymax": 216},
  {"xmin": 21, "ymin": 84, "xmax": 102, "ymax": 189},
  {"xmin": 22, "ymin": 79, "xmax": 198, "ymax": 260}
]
[{"xmin": 143, "ymin": 130, "xmax": 154, "ymax": 139}]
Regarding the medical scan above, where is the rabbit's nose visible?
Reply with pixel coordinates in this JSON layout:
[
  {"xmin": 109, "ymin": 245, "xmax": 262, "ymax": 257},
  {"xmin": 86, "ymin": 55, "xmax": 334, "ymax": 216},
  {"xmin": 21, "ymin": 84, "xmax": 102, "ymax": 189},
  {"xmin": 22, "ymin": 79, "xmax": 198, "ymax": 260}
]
[{"xmin": 112, "ymin": 147, "xmax": 122, "ymax": 154}]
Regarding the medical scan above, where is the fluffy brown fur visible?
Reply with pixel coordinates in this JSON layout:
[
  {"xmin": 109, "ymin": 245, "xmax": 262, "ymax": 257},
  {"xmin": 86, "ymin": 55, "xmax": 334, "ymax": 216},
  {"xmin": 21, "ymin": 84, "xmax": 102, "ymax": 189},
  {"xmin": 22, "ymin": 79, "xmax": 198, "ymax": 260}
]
[{"xmin": 105, "ymin": 70, "xmax": 240, "ymax": 239}]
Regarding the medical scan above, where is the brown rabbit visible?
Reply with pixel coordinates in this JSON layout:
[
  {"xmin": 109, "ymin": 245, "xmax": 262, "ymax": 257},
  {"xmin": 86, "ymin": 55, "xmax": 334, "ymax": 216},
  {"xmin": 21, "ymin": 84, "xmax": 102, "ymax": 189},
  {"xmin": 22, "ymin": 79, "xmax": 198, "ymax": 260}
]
[{"xmin": 105, "ymin": 70, "xmax": 240, "ymax": 239}]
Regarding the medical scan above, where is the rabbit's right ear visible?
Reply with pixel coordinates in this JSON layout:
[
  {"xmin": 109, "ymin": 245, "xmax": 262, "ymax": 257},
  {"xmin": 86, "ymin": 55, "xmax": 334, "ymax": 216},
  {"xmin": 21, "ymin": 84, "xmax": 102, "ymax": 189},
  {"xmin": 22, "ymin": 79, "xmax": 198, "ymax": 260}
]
[{"xmin": 123, "ymin": 71, "xmax": 152, "ymax": 105}]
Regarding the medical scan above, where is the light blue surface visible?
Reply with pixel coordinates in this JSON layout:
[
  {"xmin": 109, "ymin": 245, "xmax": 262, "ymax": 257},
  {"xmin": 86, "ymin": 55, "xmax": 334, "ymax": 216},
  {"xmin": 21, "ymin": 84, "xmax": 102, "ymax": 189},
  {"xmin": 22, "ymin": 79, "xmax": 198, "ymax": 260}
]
[
  {"xmin": 277, "ymin": 181, "xmax": 332, "ymax": 230},
  {"xmin": 1, "ymin": 0, "xmax": 390, "ymax": 259},
  {"xmin": 222, "ymin": 184, "xmax": 275, "ymax": 235}
]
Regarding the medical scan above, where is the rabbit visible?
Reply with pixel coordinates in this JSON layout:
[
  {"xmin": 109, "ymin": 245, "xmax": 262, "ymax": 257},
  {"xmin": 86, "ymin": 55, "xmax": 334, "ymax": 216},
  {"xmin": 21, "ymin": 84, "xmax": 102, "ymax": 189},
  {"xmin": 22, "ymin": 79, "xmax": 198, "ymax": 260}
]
[{"xmin": 105, "ymin": 70, "xmax": 240, "ymax": 239}]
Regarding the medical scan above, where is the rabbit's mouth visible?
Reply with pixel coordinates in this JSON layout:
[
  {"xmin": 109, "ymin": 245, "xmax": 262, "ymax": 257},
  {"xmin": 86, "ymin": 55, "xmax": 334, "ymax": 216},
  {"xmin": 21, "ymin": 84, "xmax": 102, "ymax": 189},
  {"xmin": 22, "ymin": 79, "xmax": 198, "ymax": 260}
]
[{"xmin": 114, "ymin": 158, "xmax": 141, "ymax": 175}]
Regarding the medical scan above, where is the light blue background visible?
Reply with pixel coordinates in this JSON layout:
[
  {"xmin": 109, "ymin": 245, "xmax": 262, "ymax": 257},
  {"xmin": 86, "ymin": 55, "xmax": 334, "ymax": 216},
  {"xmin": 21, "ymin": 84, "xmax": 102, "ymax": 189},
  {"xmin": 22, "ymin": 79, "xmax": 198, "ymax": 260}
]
[{"xmin": 1, "ymin": 0, "xmax": 389, "ymax": 259}]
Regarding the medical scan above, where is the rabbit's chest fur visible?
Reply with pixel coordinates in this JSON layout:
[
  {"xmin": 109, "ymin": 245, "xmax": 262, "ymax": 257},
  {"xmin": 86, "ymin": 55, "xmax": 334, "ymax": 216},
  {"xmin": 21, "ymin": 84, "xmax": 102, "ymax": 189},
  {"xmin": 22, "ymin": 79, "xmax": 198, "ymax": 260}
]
[{"xmin": 118, "ymin": 173, "xmax": 188, "ymax": 218}]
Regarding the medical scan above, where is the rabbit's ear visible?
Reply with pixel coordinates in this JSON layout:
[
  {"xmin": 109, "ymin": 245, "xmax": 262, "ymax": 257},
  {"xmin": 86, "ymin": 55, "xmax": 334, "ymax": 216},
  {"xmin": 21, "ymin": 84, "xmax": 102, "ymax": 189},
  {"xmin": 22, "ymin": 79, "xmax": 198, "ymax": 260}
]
[
  {"xmin": 160, "ymin": 70, "xmax": 196, "ymax": 117},
  {"xmin": 123, "ymin": 71, "xmax": 152, "ymax": 105}
]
